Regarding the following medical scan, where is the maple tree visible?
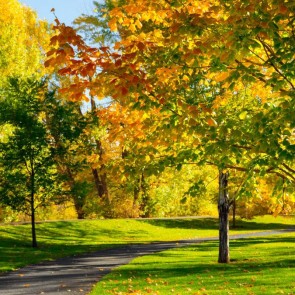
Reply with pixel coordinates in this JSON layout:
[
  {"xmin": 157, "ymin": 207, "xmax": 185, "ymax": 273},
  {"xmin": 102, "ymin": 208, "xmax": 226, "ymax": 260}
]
[{"xmin": 46, "ymin": 0, "xmax": 295, "ymax": 262}]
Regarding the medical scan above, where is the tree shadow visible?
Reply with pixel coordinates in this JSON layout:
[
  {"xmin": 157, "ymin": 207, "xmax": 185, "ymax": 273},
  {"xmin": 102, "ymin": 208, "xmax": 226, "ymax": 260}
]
[
  {"xmin": 139, "ymin": 218, "xmax": 220, "ymax": 230},
  {"xmin": 140, "ymin": 217, "xmax": 295, "ymax": 231},
  {"xmin": 109, "ymin": 235, "xmax": 295, "ymax": 284},
  {"xmin": 1, "ymin": 217, "xmax": 294, "ymax": 274},
  {"xmin": 232, "ymin": 219, "xmax": 295, "ymax": 230}
]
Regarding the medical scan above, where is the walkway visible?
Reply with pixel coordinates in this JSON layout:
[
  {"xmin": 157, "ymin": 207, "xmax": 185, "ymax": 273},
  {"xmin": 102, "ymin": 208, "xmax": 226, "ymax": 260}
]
[{"xmin": 0, "ymin": 229, "xmax": 294, "ymax": 295}]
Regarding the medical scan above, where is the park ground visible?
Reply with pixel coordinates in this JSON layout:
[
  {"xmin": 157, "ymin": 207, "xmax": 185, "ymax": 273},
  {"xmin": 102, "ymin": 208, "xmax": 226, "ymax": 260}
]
[
  {"xmin": 0, "ymin": 215, "xmax": 294, "ymax": 294},
  {"xmin": 90, "ymin": 231, "xmax": 295, "ymax": 295}
]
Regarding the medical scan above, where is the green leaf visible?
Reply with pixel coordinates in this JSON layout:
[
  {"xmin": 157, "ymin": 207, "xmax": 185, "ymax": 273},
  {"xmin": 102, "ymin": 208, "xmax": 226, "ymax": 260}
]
[{"xmin": 239, "ymin": 111, "xmax": 248, "ymax": 120}]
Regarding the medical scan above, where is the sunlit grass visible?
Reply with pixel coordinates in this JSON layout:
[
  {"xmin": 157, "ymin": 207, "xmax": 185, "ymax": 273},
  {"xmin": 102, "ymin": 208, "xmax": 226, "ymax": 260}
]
[
  {"xmin": 90, "ymin": 232, "xmax": 295, "ymax": 295},
  {"xmin": 0, "ymin": 215, "xmax": 294, "ymax": 273}
]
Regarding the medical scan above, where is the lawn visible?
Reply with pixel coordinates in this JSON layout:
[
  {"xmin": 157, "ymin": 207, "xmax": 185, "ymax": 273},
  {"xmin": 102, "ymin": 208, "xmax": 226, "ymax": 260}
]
[
  {"xmin": 90, "ymin": 231, "xmax": 295, "ymax": 295},
  {"xmin": 0, "ymin": 215, "xmax": 294, "ymax": 273}
]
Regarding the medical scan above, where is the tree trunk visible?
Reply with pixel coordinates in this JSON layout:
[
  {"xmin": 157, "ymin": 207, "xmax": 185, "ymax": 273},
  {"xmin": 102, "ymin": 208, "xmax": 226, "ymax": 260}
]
[
  {"xmin": 65, "ymin": 166, "xmax": 86, "ymax": 219},
  {"xmin": 218, "ymin": 171, "xmax": 230, "ymax": 263},
  {"xmin": 92, "ymin": 168, "xmax": 103, "ymax": 197},
  {"xmin": 31, "ymin": 204, "xmax": 37, "ymax": 248},
  {"xmin": 92, "ymin": 139, "xmax": 110, "ymax": 205},
  {"xmin": 133, "ymin": 176, "xmax": 141, "ymax": 211},
  {"xmin": 74, "ymin": 203, "xmax": 85, "ymax": 219},
  {"xmin": 89, "ymin": 95, "xmax": 110, "ymax": 212},
  {"xmin": 92, "ymin": 167, "xmax": 110, "ymax": 204},
  {"xmin": 30, "ymin": 171, "xmax": 37, "ymax": 248},
  {"xmin": 139, "ymin": 173, "xmax": 151, "ymax": 218},
  {"xmin": 232, "ymin": 198, "xmax": 236, "ymax": 228},
  {"xmin": 100, "ymin": 171, "xmax": 110, "ymax": 204}
]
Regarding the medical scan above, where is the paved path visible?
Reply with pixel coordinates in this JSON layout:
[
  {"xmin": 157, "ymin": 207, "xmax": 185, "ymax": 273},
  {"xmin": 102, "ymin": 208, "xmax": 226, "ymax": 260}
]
[{"xmin": 0, "ymin": 229, "xmax": 294, "ymax": 295}]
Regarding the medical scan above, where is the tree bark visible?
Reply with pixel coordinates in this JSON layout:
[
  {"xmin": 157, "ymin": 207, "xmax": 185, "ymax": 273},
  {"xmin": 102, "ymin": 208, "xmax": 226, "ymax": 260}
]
[
  {"xmin": 218, "ymin": 171, "xmax": 230, "ymax": 263},
  {"xmin": 133, "ymin": 176, "xmax": 141, "ymax": 211},
  {"xmin": 139, "ymin": 173, "xmax": 151, "ymax": 218},
  {"xmin": 89, "ymin": 94, "xmax": 111, "ymax": 210},
  {"xmin": 232, "ymin": 198, "xmax": 236, "ymax": 228},
  {"xmin": 30, "ymin": 170, "xmax": 37, "ymax": 248},
  {"xmin": 92, "ymin": 167, "xmax": 110, "ymax": 204},
  {"xmin": 49, "ymin": 118, "xmax": 87, "ymax": 220},
  {"xmin": 92, "ymin": 168, "xmax": 103, "ymax": 197},
  {"xmin": 65, "ymin": 166, "xmax": 86, "ymax": 219},
  {"xmin": 74, "ymin": 203, "xmax": 85, "ymax": 219}
]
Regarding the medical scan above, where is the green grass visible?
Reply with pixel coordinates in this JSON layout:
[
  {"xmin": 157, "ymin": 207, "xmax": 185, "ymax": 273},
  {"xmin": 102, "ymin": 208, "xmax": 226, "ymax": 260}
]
[
  {"xmin": 0, "ymin": 215, "xmax": 294, "ymax": 273},
  {"xmin": 90, "ymin": 232, "xmax": 295, "ymax": 295}
]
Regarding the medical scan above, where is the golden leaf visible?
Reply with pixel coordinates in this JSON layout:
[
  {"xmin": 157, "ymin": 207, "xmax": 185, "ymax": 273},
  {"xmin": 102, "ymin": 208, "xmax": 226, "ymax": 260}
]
[
  {"xmin": 108, "ymin": 19, "xmax": 118, "ymax": 31},
  {"xmin": 214, "ymin": 72, "xmax": 229, "ymax": 82},
  {"xmin": 207, "ymin": 118, "xmax": 218, "ymax": 126},
  {"xmin": 182, "ymin": 75, "xmax": 190, "ymax": 82}
]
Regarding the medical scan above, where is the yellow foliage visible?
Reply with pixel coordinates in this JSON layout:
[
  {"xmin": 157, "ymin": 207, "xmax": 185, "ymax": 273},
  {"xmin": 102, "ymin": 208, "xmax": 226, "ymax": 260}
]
[
  {"xmin": 0, "ymin": 0, "xmax": 51, "ymax": 84},
  {"xmin": 236, "ymin": 177, "xmax": 295, "ymax": 219},
  {"xmin": 214, "ymin": 72, "xmax": 230, "ymax": 82}
]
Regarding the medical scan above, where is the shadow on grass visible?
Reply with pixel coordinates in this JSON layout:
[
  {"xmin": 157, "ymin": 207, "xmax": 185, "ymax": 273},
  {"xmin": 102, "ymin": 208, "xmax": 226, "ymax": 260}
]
[
  {"xmin": 232, "ymin": 219, "xmax": 295, "ymax": 230},
  {"xmin": 1, "ymin": 217, "xmax": 294, "ymax": 274},
  {"xmin": 140, "ymin": 217, "xmax": 295, "ymax": 231},
  {"xmin": 139, "ymin": 218, "xmax": 219, "ymax": 230},
  {"xmin": 185, "ymin": 236, "xmax": 295, "ymax": 254},
  {"xmin": 0, "ymin": 220, "xmax": 152, "ymax": 245},
  {"xmin": 110, "ymin": 257, "xmax": 295, "ymax": 282},
  {"xmin": 0, "ymin": 234, "xmax": 124, "ymax": 273},
  {"xmin": 110, "ymin": 236, "xmax": 295, "ymax": 283}
]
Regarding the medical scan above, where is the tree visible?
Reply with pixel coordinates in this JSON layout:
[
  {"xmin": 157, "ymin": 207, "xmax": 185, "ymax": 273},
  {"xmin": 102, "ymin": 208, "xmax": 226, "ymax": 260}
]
[
  {"xmin": 232, "ymin": 175, "xmax": 295, "ymax": 219},
  {"xmin": 0, "ymin": 0, "xmax": 50, "ymax": 85},
  {"xmin": 46, "ymin": 0, "xmax": 295, "ymax": 262},
  {"xmin": 43, "ymin": 90, "xmax": 91, "ymax": 219},
  {"xmin": 73, "ymin": 0, "xmax": 119, "ymax": 46},
  {"xmin": 0, "ymin": 0, "xmax": 54, "ymax": 226},
  {"xmin": 0, "ymin": 78, "xmax": 60, "ymax": 247}
]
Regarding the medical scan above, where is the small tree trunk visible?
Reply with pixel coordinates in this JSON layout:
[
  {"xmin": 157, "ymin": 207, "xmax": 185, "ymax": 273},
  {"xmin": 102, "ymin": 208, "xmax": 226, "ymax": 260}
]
[
  {"xmin": 65, "ymin": 167, "xmax": 86, "ymax": 219},
  {"xmin": 218, "ymin": 171, "xmax": 230, "ymax": 263},
  {"xmin": 74, "ymin": 203, "xmax": 85, "ymax": 219},
  {"xmin": 100, "ymin": 171, "xmax": 110, "ymax": 204},
  {"xmin": 31, "ymin": 204, "xmax": 37, "ymax": 248},
  {"xmin": 92, "ymin": 168, "xmax": 103, "ymax": 197},
  {"xmin": 232, "ymin": 198, "xmax": 236, "ymax": 228},
  {"xmin": 133, "ymin": 176, "xmax": 141, "ymax": 211},
  {"xmin": 89, "ymin": 95, "xmax": 111, "ymax": 207},
  {"xmin": 91, "ymin": 138, "xmax": 111, "ymax": 206},
  {"xmin": 139, "ymin": 173, "xmax": 151, "ymax": 218},
  {"xmin": 30, "ymin": 171, "xmax": 37, "ymax": 248}
]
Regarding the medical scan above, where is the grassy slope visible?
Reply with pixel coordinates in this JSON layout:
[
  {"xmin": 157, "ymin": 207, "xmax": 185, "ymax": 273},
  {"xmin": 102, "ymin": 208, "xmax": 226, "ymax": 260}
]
[
  {"xmin": 0, "ymin": 215, "xmax": 294, "ymax": 273},
  {"xmin": 90, "ymin": 232, "xmax": 295, "ymax": 295}
]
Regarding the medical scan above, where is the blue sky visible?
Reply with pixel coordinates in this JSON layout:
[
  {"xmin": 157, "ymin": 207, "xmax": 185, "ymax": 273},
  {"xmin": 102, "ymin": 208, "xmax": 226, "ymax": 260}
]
[{"xmin": 19, "ymin": 0, "xmax": 98, "ymax": 25}]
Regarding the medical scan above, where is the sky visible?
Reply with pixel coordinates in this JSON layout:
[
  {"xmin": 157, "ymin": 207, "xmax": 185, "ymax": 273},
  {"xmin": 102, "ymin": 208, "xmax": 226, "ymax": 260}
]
[{"xmin": 19, "ymin": 0, "xmax": 97, "ymax": 25}]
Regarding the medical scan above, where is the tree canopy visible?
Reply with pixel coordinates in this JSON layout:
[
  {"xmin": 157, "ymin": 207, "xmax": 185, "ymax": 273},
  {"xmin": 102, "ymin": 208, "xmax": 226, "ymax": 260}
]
[
  {"xmin": 45, "ymin": 0, "xmax": 295, "ymax": 261},
  {"xmin": 0, "ymin": 0, "xmax": 50, "ymax": 84},
  {"xmin": 47, "ymin": 0, "xmax": 295, "ymax": 184}
]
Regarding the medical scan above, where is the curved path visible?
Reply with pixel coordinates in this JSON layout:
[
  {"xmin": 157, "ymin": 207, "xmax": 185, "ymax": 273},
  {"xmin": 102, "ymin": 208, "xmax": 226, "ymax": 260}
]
[{"xmin": 0, "ymin": 229, "xmax": 294, "ymax": 295}]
